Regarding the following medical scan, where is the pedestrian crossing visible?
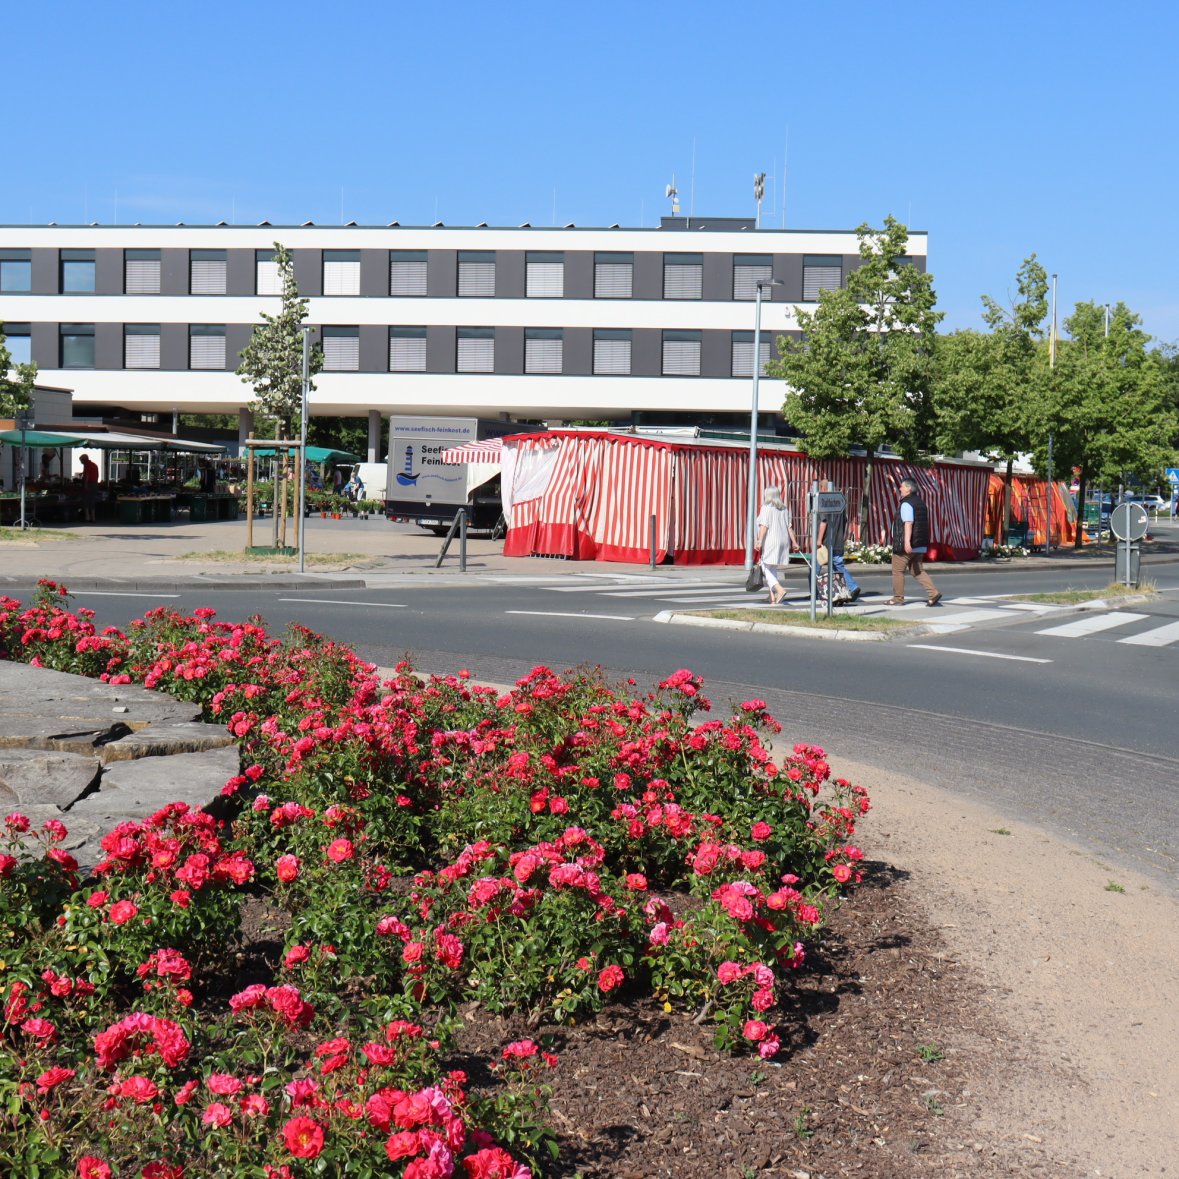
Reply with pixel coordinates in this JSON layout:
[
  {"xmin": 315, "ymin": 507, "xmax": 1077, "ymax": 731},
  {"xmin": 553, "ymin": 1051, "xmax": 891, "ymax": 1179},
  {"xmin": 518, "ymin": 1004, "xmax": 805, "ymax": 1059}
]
[{"xmin": 1035, "ymin": 611, "xmax": 1179, "ymax": 646}]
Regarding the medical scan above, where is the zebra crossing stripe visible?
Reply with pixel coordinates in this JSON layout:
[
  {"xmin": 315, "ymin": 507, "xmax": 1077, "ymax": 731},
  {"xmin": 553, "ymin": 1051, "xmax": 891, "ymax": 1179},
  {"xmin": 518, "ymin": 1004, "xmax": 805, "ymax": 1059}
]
[
  {"xmin": 1035, "ymin": 612, "xmax": 1148, "ymax": 638},
  {"xmin": 1119, "ymin": 620, "xmax": 1179, "ymax": 647}
]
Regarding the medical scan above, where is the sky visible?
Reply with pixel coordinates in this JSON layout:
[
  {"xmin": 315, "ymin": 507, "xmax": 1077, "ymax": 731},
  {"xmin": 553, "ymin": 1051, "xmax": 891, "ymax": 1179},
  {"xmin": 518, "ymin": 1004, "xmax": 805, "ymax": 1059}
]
[{"xmin": 7, "ymin": 0, "xmax": 1178, "ymax": 341}]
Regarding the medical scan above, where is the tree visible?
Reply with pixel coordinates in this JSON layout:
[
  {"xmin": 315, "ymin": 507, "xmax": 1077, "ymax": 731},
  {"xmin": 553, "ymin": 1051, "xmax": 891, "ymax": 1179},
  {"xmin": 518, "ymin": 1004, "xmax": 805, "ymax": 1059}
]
[
  {"xmin": 1044, "ymin": 302, "xmax": 1177, "ymax": 543},
  {"xmin": 934, "ymin": 255, "xmax": 1049, "ymax": 541},
  {"xmin": 236, "ymin": 244, "xmax": 322, "ymax": 436},
  {"xmin": 0, "ymin": 322, "xmax": 39, "ymax": 420},
  {"xmin": 768, "ymin": 217, "xmax": 942, "ymax": 535}
]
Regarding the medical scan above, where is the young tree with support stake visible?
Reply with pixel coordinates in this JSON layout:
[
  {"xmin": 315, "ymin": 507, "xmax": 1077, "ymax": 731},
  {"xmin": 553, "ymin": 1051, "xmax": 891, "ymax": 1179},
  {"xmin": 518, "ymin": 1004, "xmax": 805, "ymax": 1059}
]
[
  {"xmin": 768, "ymin": 217, "xmax": 941, "ymax": 539},
  {"xmin": 934, "ymin": 255, "xmax": 1050, "ymax": 543},
  {"xmin": 0, "ymin": 323, "xmax": 39, "ymax": 419}
]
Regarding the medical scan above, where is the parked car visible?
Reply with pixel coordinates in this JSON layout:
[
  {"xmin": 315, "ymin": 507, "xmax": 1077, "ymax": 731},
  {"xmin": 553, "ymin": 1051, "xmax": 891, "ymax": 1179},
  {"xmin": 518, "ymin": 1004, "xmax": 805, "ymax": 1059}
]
[{"xmin": 1120, "ymin": 493, "xmax": 1167, "ymax": 515}]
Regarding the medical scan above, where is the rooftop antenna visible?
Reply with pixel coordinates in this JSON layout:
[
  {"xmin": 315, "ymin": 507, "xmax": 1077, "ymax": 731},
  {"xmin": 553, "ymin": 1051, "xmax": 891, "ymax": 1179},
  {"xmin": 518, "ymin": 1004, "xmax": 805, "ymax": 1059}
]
[
  {"xmin": 340, "ymin": 187, "xmax": 344, "ymax": 226},
  {"xmin": 665, "ymin": 177, "xmax": 680, "ymax": 217},
  {"xmin": 114, "ymin": 188, "xmax": 119, "ymax": 226},
  {"xmin": 781, "ymin": 127, "xmax": 788, "ymax": 228},
  {"xmin": 552, "ymin": 186, "xmax": 557, "ymax": 226},
  {"xmin": 754, "ymin": 172, "xmax": 766, "ymax": 229},
  {"xmin": 689, "ymin": 138, "xmax": 696, "ymax": 229}
]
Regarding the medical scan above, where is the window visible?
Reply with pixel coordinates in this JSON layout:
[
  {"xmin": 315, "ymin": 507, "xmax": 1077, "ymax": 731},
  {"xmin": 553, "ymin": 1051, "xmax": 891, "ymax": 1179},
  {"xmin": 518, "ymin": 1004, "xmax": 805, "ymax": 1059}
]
[
  {"xmin": 524, "ymin": 328, "xmax": 563, "ymax": 374},
  {"xmin": 662, "ymin": 330, "xmax": 701, "ymax": 376},
  {"xmin": 733, "ymin": 254, "xmax": 773, "ymax": 300},
  {"xmin": 190, "ymin": 250, "xmax": 227, "ymax": 295},
  {"xmin": 731, "ymin": 331, "xmax": 771, "ymax": 378},
  {"xmin": 124, "ymin": 249, "xmax": 161, "ymax": 294},
  {"xmin": 594, "ymin": 252, "xmax": 633, "ymax": 299},
  {"xmin": 802, "ymin": 255, "xmax": 841, "ymax": 300},
  {"xmin": 389, "ymin": 326, "xmax": 427, "ymax": 372},
  {"xmin": 663, "ymin": 253, "xmax": 702, "ymax": 300},
  {"xmin": 0, "ymin": 250, "xmax": 31, "ymax": 292},
  {"xmin": 322, "ymin": 325, "xmax": 360, "ymax": 371},
  {"xmin": 124, "ymin": 324, "xmax": 161, "ymax": 369},
  {"xmin": 61, "ymin": 250, "xmax": 96, "ymax": 293},
  {"xmin": 390, "ymin": 250, "xmax": 427, "ymax": 296},
  {"xmin": 323, "ymin": 250, "xmax": 360, "ymax": 296},
  {"xmin": 593, "ymin": 329, "xmax": 631, "ymax": 375},
  {"xmin": 60, "ymin": 323, "xmax": 96, "ymax": 368},
  {"xmin": 3, "ymin": 323, "xmax": 31, "ymax": 365},
  {"xmin": 526, "ymin": 252, "xmax": 564, "ymax": 298},
  {"xmin": 256, "ymin": 249, "xmax": 282, "ymax": 295},
  {"xmin": 456, "ymin": 327, "xmax": 494, "ymax": 373},
  {"xmin": 189, "ymin": 324, "xmax": 226, "ymax": 369},
  {"xmin": 457, "ymin": 251, "xmax": 495, "ymax": 297}
]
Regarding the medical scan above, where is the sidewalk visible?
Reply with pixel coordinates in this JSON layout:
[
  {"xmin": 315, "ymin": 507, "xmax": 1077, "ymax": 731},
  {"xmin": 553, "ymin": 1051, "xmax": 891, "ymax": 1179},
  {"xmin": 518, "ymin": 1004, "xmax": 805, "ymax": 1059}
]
[{"xmin": 1, "ymin": 514, "xmax": 1176, "ymax": 590}]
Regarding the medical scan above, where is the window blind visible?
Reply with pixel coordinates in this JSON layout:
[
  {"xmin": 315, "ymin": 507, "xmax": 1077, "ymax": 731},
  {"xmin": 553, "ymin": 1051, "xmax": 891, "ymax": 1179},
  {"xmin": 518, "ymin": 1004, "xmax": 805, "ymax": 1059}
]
[
  {"xmin": 189, "ymin": 329, "xmax": 226, "ymax": 369},
  {"xmin": 190, "ymin": 259, "xmax": 227, "ymax": 295},
  {"xmin": 594, "ymin": 254, "xmax": 633, "ymax": 298},
  {"xmin": 663, "ymin": 255, "xmax": 703, "ymax": 299},
  {"xmin": 593, "ymin": 333, "xmax": 631, "ymax": 375},
  {"xmin": 458, "ymin": 253, "xmax": 495, "ymax": 297},
  {"xmin": 389, "ymin": 256, "xmax": 428, "ymax": 296},
  {"xmin": 124, "ymin": 257, "xmax": 161, "ymax": 294},
  {"xmin": 323, "ymin": 258, "xmax": 361, "ymax": 296},
  {"xmin": 526, "ymin": 255, "xmax": 564, "ymax": 298},
  {"xmin": 322, "ymin": 329, "xmax": 360, "ymax": 371},
  {"xmin": 802, "ymin": 256, "xmax": 841, "ymax": 300},
  {"xmin": 731, "ymin": 336, "xmax": 772, "ymax": 377},
  {"xmin": 124, "ymin": 327, "xmax": 160, "ymax": 369},
  {"xmin": 662, "ymin": 333, "xmax": 701, "ymax": 375},
  {"xmin": 733, "ymin": 256, "xmax": 773, "ymax": 300},
  {"xmin": 389, "ymin": 329, "xmax": 427, "ymax": 372},
  {"xmin": 524, "ymin": 331, "xmax": 563, "ymax": 374},
  {"xmin": 457, "ymin": 331, "xmax": 494, "ymax": 372},
  {"xmin": 256, "ymin": 260, "xmax": 281, "ymax": 295}
]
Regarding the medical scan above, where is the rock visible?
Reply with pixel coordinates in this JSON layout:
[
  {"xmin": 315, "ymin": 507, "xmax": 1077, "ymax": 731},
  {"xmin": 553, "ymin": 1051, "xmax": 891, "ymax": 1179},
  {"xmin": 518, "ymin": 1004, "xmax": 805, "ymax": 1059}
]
[
  {"xmin": 0, "ymin": 748, "xmax": 101, "ymax": 809},
  {"xmin": 99, "ymin": 722, "xmax": 235, "ymax": 764},
  {"xmin": 87, "ymin": 745, "xmax": 241, "ymax": 813}
]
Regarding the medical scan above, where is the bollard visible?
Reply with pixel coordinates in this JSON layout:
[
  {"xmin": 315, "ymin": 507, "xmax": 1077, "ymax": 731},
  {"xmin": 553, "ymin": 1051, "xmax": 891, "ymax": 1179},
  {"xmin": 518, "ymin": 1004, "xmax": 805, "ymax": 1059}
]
[{"xmin": 459, "ymin": 507, "xmax": 468, "ymax": 573}]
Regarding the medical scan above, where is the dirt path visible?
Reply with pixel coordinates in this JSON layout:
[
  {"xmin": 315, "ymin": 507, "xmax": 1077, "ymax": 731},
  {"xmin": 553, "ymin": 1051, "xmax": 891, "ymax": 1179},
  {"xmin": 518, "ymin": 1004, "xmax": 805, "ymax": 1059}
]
[{"xmin": 839, "ymin": 757, "xmax": 1179, "ymax": 1177}]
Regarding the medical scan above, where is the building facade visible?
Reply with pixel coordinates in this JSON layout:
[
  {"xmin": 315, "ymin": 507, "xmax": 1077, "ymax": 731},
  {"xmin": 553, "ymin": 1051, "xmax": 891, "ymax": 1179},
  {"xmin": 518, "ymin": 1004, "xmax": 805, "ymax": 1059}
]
[{"xmin": 0, "ymin": 217, "xmax": 927, "ymax": 455}]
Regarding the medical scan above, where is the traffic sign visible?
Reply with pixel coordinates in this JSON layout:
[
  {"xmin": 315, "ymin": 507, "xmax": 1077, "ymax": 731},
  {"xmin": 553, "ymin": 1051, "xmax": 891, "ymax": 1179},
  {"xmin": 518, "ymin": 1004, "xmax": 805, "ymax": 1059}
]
[
  {"xmin": 1166, "ymin": 467, "xmax": 1179, "ymax": 486},
  {"xmin": 1110, "ymin": 502, "xmax": 1148, "ymax": 542},
  {"xmin": 812, "ymin": 491, "xmax": 846, "ymax": 515}
]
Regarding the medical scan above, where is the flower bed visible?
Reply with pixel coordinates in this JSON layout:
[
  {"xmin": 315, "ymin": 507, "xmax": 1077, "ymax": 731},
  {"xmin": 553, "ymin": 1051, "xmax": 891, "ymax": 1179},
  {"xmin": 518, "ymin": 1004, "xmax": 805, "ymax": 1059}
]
[{"xmin": 0, "ymin": 581, "xmax": 869, "ymax": 1177}]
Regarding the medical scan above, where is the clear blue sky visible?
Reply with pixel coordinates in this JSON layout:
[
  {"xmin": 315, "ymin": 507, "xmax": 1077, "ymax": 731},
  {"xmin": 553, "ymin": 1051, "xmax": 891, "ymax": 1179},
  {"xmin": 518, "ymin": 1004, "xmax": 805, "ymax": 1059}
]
[{"xmin": 8, "ymin": 0, "xmax": 1178, "ymax": 341}]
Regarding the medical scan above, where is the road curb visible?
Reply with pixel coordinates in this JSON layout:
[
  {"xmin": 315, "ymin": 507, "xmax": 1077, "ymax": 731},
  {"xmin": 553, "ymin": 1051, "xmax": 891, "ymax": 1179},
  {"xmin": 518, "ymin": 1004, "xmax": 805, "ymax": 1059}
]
[
  {"xmin": 652, "ymin": 609, "xmax": 926, "ymax": 642},
  {"xmin": 0, "ymin": 576, "xmax": 369, "ymax": 592}
]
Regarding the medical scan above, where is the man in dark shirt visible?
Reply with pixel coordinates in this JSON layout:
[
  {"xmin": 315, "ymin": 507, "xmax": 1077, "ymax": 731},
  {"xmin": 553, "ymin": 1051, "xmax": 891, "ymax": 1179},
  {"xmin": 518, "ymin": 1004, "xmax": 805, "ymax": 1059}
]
[{"xmin": 888, "ymin": 477, "xmax": 942, "ymax": 606}]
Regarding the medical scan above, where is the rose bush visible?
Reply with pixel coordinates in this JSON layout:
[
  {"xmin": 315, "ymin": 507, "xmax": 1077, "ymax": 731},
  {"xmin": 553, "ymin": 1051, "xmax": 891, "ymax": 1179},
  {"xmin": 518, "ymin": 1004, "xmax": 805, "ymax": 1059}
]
[{"xmin": 0, "ymin": 583, "xmax": 869, "ymax": 1176}]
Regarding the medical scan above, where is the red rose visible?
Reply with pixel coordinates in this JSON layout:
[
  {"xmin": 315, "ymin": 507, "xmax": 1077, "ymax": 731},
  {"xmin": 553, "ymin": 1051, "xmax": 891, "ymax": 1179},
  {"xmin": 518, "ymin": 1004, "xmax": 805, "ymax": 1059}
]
[
  {"xmin": 283, "ymin": 1115, "xmax": 325, "ymax": 1159},
  {"xmin": 597, "ymin": 964, "xmax": 624, "ymax": 993},
  {"xmin": 326, "ymin": 838, "xmax": 354, "ymax": 863},
  {"xmin": 109, "ymin": 900, "xmax": 139, "ymax": 925}
]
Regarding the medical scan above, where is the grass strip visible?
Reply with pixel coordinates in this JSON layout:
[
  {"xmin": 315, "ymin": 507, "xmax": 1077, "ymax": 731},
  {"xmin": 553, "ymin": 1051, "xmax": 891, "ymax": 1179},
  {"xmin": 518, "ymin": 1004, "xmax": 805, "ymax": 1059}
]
[
  {"xmin": 176, "ymin": 549, "xmax": 376, "ymax": 567},
  {"xmin": 683, "ymin": 607, "xmax": 917, "ymax": 631},
  {"xmin": 1011, "ymin": 581, "xmax": 1157, "ymax": 604},
  {"xmin": 0, "ymin": 526, "xmax": 80, "ymax": 542}
]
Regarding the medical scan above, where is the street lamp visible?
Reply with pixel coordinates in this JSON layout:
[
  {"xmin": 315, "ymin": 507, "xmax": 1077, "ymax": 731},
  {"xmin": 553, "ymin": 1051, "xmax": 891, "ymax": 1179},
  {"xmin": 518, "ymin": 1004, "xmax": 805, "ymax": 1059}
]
[
  {"xmin": 297, "ymin": 326, "xmax": 311, "ymax": 574},
  {"xmin": 744, "ymin": 278, "xmax": 783, "ymax": 572}
]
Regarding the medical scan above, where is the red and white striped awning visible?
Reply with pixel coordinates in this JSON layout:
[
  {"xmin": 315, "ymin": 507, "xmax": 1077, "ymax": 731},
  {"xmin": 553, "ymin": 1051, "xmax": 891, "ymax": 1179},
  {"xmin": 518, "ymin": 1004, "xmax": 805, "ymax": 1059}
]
[{"xmin": 440, "ymin": 438, "xmax": 504, "ymax": 464}]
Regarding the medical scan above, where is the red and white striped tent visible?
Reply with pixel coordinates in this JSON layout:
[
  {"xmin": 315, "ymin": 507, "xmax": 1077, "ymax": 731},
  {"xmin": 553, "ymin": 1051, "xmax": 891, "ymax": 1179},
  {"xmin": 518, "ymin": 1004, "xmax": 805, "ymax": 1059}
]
[
  {"xmin": 499, "ymin": 431, "xmax": 991, "ymax": 565},
  {"xmin": 440, "ymin": 438, "xmax": 505, "ymax": 465}
]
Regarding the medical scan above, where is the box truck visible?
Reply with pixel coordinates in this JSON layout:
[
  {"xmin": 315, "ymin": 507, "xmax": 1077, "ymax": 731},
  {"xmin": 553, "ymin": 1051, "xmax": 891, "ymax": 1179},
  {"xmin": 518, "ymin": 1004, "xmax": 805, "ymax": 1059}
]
[{"xmin": 384, "ymin": 416, "xmax": 535, "ymax": 535}]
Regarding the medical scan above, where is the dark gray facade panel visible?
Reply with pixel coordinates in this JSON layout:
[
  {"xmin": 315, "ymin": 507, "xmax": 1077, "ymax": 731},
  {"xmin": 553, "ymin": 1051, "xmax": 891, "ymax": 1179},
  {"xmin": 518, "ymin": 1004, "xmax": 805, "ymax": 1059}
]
[
  {"xmin": 494, "ymin": 327, "xmax": 523, "ymax": 375},
  {"xmin": 359, "ymin": 325, "xmax": 386, "ymax": 372},
  {"xmin": 564, "ymin": 251, "xmax": 593, "ymax": 299},
  {"xmin": 632, "ymin": 253, "xmax": 663, "ymax": 300},
  {"xmin": 497, "ymin": 252, "xmax": 525, "ymax": 300},
  {"xmin": 700, "ymin": 330, "xmax": 729, "ymax": 380},
  {"xmin": 291, "ymin": 250, "xmax": 322, "ymax": 297},
  {"xmin": 31, "ymin": 322, "xmax": 57, "ymax": 366},
  {"xmin": 631, "ymin": 329, "xmax": 662, "ymax": 376},
  {"xmin": 160, "ymin": 324, "xmax": 188, "ymax": 371},
  {"xmin": 774, "ymin": 254, "xmax": 803, "ymax": 302},
  {"xmin": 226, "ymin": 249, "xmax": 254, "ymax": 296},
  {"xmin": 428, "ymin": 251, "xmax": 457, "ymax": 298},
  {"xmin": 702, "ymin": 254, "xmax": 731, "ymax": 302},
  {"xmin": 96, "ymin": 250, "xmax": 123, "ymax": 296},
  {"xmin": 843, "ymin": 254, "xmax": 862, "ymax": 277},
  {"xmin": 161, "ymin": 249, "xmax": 188, "ymax": 296},
  {"xmin": 426, "ymin": 325, "xmax": 454, "ymax": 372},
  {"xmin": 225, "ymin": 325, "xmax": 253, "ymax": 370},
  {"xmin": 94, "ymin": 323, "xmax": 122, "ymax": 370},
  {"xmin": 32, "ymin": 249, "xmax": 57, "ymax": 295},
  {"xmin": 360, "ymin": 250, "xmax": 387, "ymax": 297},
  {"xmin": 564, "ymin": 328, "xmax": 592, "ymax": 376}
]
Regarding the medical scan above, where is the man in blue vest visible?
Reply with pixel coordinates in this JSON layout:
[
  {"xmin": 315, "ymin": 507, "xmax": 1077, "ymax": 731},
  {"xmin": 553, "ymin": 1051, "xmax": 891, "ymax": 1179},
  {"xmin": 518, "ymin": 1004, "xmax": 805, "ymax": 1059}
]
[{"xmin": 887, "ymin": 477, "xmax": 942, "ymax": 607}]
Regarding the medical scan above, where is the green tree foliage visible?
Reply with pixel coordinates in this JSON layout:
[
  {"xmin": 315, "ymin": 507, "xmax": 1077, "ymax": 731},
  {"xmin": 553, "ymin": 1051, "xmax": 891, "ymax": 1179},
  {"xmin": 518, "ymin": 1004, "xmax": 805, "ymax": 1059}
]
[
  {"xmin": 0, "ymin": 322, "xmax": 38, "ymax": 419},
  {"xmin": 1044, "ymin": 302, "xmax": 1177, "ymax": 540},
  {"xmin": 768, "ymin": 217, "xmax": 942, "ymax": 533},
  {"xmin": 934, "ymin": 255, "xmax": 1049, "ymax": 540},
  {"xmin": 236, "ymin": 243, "xmax": 322, "ymax": 436}
]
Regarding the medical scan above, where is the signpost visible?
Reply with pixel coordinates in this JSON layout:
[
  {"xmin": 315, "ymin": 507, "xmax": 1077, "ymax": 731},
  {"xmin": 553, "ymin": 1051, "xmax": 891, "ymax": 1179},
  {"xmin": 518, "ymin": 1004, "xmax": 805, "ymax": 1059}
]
[
  {"xmin": 15, "ymin": 410, "xmax": 34, "ymax": 530},
  {"xmin": 808, "ymin": 486, "xmax": 847, "ymax": 621},
  {"xmin": 1110, "ymin": 501, "xmax": 1148, "ymax": 587}
]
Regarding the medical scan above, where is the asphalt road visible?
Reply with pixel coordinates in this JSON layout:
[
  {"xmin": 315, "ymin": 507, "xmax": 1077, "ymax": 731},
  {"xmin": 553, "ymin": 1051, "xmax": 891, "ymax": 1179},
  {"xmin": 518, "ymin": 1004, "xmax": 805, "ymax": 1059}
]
[{"xmin": 7, "ymin": 558, "xmax": 1178, "ymax": 894}]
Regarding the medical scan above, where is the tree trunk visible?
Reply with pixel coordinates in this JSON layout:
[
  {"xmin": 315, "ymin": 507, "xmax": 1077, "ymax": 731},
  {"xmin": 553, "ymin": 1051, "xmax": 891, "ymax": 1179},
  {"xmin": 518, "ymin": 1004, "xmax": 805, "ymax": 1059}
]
[
  {"xmin": 1074, "ymin": 463, "xmax": 1088, "ymax": 549},
  {"xmin": 859, "ymin": 447, "xmax": 874, "ymax": 542},
  {"xmin": 1001, "ymin": 457, "xmax": 1014, "ymax": 545}
]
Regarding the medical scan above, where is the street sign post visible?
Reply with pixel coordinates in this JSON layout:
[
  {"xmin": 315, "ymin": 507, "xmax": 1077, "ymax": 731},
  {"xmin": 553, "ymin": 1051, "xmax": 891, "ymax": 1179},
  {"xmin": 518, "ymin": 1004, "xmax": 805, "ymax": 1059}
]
[
  {"xmin": 1110, "ymin": 501, "xmax": 1148, "ymax": 587},
  {"xmin": 14, "ymin": 410, "xmax": 34, "ymax": 531},
  {"xmin": 807, "ymin": 487, "xmax": 848, "ymax": 620}
]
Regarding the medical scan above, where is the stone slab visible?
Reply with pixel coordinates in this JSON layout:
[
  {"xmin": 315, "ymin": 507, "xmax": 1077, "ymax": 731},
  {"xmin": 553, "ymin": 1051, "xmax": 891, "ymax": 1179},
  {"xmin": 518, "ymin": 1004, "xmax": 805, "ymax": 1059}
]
[
  {"xmin": 82, "ymin": 745, "xmax": 242, "ymax": 814},
  {"xmin": 99, "ymin": 721, "xmax": 235, "ymax": 764},
  {"xmin": 0, "ymin": 748, "xmax": 101, "ymax": 809}
]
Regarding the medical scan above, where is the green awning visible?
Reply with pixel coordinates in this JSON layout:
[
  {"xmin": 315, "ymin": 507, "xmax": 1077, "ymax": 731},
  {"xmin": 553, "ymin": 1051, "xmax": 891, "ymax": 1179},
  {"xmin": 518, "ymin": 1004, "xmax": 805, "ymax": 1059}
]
[
  {"xmin": 0, "ymin": 429, "xmax": 87, "ymax": 447},
  {"xmin": 251, "ymin": 445, "xmax": 363, "ymax": 464}
]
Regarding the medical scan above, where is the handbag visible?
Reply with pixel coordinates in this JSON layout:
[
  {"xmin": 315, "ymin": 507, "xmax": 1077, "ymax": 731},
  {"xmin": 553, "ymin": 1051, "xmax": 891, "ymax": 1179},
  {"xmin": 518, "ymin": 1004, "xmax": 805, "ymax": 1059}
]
[
  {"xmin": 745, "ymin": 564, "xmax": 766, "ymax": 592},
  {"xmin": 815, "ymin": 543, "xmax": 830, "ymax": 566}
]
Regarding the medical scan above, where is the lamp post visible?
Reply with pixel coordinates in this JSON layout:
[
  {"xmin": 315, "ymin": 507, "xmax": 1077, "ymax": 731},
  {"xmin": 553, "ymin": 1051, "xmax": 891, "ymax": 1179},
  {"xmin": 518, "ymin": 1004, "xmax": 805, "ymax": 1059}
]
[
  {"xmin": 744, "ymin": 279, "xmax": 783, "ymax": 572},
  {"xmin": 297, "ymin": 326, "xmax": 311, "ymax": 574}
]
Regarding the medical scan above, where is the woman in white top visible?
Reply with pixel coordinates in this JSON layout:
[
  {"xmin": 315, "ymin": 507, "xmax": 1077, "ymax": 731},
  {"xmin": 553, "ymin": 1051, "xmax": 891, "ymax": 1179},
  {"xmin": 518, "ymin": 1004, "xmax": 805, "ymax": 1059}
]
[{"xmin": 756, "ymin": 486, "xmax": 800, "ymax": 605}]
